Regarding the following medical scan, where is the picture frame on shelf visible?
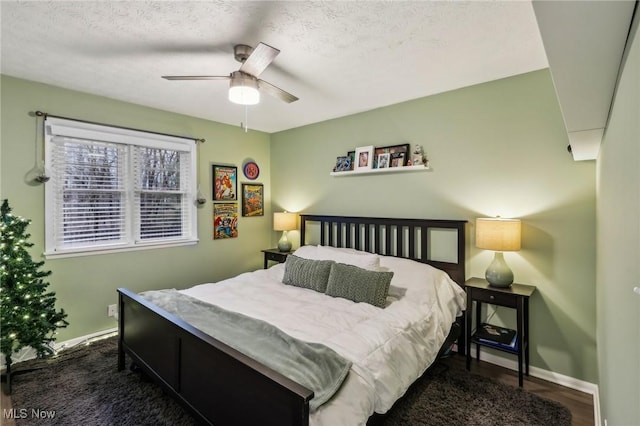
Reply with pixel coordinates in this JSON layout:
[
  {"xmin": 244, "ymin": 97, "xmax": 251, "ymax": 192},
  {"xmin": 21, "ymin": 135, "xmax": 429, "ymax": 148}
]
[
  {"xmin": 212, "ymin": 164, "xmax": 237, "ymax": 201},
  {"xmin": 241, "ymin": 183, "xmax": 264, "ymax": 217},
  {"xmin": 354, "ymin": 145, "xmax": 374, "ymax": 171},
  {"xmin": 333, "ymin": 156, "xmax": 352, "ymax": 172},
  {"xmin": 373, "ymin": 143, "xmax": 410, "ymax": 168},
  {"xmin": 377, "ymin": 152, "xmax": 391, "ymax": 169},
  {"xmin": 347, "ymin": 151, "xmax": 355, "ymax": 170}
]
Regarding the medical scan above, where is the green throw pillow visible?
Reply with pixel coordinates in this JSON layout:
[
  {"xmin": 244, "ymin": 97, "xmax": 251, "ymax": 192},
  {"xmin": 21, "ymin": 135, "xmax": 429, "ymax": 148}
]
[
  {"xmin": 325, "ymin": 262, "xmax": 394, "ymax": 308},
  {"xmin": 282, "ymin": 255, "xmax": 335, "ymax": 293}
]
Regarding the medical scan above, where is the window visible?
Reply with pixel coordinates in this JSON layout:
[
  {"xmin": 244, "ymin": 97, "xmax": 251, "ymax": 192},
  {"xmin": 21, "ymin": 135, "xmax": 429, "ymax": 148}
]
[{"xmin": 44, "ymin": 117, "xmax": 198, "ymax": 257}]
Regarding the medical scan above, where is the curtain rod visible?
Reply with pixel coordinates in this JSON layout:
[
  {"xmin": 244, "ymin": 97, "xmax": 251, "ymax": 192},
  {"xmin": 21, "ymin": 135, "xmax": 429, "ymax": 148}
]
[{"xmin": 34, "ymin": 111, "xmax": 205, "ymax": 144}]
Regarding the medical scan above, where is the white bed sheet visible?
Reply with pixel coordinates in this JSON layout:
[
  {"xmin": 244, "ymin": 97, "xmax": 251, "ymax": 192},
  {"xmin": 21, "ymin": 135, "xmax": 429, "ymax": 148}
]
[{"xmin": 180, "ymin": 253, "xmax": 465, "ymax": 426}]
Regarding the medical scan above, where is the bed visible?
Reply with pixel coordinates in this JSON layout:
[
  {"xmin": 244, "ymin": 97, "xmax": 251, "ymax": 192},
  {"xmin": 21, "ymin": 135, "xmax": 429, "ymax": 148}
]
[{"xmin": 117, "ymin": 214, "xmax": 467, "ymax": 426}]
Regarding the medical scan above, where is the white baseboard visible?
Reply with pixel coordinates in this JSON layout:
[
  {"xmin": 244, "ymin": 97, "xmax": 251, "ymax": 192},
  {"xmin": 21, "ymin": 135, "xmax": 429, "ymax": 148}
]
[
  {"xmin": 1, "ymin": 327, "xmax": 117, "ymax": 372},
  {"xmin": 466, "ymin": 349, "xmax": 601, "ymax": 426}
]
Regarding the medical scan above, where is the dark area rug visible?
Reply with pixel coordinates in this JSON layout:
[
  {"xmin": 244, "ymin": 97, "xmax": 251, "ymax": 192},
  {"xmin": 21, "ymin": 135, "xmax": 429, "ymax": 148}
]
[
  {"xmin": 7, "ymin": 337, "xmax": 196, "ymax": 426},
  {"xmin": 5, "ymin": 337, "xmax": 571, "ymax": 425},
  {"xmin": 382, "ymin": 362, "xmax": 572, "ymax": 426}
]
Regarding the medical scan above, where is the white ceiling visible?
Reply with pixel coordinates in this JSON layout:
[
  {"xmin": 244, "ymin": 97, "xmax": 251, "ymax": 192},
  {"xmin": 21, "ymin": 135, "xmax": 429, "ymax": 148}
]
[
  {"xmin": 1, "ymin": 1, "xmax": 635, "ymax": 146},
  {"xmin": 1, "ymin": 0, "xmax": 550, "ymax": 134}
]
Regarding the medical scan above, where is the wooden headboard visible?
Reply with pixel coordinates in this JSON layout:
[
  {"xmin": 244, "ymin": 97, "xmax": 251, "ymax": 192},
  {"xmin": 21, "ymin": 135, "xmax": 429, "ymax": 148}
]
[{"xmin": 299, "ymin": 214, "xmax": 467, "ymax": 287}]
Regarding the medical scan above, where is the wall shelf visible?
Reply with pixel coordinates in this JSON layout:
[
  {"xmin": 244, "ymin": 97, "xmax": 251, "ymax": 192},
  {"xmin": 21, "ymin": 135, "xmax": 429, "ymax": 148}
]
[{"xmin": 330, "ymin": 164, "xmax": 431, "ymax": 176}]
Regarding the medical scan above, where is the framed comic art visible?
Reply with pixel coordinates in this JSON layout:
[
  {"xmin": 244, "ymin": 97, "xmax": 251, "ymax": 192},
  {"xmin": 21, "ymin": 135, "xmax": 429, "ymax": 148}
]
[
  {"xmin": 213, "ymin": 203, "xmax": 238, "ymax": 239},
  {"xmin": 212, "ymin": 164, "xmax": 237, "ymax": 201},
  {"xmin": 354, "ymin": 145, "xmax": 374, "ymax": 171},
  {"xmin": 373, "ymin": 143, "xmax": 410, "ymax": 168},
  {"xmin": 241, "ymin": 183, "xmax": 264, "ymax": 217}
]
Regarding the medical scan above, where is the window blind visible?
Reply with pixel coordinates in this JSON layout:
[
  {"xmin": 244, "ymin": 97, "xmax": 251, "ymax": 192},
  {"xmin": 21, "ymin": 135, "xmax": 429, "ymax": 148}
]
[
  {"xmin": 50, "ymin": 136, "xmax": 128, "ymax": 248},
  {"xmin": 134, "ymin": 147, "xmax": 192, "ymax": 241},
  {"xmin": 44, "ymin": 117, "xmax": 197, "ymax": 256}
]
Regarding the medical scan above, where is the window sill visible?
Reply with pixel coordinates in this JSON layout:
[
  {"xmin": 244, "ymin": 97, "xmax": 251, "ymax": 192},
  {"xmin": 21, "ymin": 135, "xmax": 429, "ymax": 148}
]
[{"xmin": 44, "ymin": 239, "xmax": 199, "ymax": 259}]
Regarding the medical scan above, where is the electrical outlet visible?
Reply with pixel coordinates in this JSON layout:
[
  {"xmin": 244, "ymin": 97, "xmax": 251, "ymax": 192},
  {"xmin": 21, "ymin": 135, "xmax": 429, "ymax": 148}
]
[{"xmin": 107, "ymin": 304, "xmax": 117, "ymax": 318}]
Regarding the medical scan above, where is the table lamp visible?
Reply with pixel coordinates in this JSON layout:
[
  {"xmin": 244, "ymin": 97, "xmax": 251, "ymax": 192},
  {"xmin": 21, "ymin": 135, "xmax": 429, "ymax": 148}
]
[
  {"xmin": 475, "ymin": 217, "xmax": 521, "ymax": 287},
  {"xmin": 274, "ymin": 212, "xmax": 297, "ymax": 252}
]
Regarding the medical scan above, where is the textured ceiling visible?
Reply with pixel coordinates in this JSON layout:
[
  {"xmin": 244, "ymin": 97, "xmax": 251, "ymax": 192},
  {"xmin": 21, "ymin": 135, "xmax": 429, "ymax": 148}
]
[{"xmin": 0, "ymin": 1, "xmax": 549, "ymax": 133}]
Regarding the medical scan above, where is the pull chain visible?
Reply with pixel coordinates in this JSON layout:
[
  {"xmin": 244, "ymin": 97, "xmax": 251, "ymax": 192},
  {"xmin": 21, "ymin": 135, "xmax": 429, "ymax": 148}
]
[{"xmin": 244, "ymin": 105, "xmax": 249, "ymax": 133}]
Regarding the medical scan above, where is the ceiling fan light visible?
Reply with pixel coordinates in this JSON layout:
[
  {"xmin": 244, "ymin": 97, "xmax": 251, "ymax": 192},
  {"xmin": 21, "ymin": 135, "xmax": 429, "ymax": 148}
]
[
  {"xmin": 229, "ymin": 74, "xmax": 260, "ymax": 105},
  {"xmin": 229, "ymin": 86, "xmax": 260, "ymax": 105}
]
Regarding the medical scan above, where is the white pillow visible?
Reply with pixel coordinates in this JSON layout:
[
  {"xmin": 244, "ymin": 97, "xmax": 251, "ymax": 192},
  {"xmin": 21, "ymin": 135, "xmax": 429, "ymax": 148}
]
[
  {"xmin": 315, "ymin": 245, "xmax": 381, "ymax": 271},
  {"xmin": 291, "ymin": 245, "xmax": 319, "ymax": 260}
]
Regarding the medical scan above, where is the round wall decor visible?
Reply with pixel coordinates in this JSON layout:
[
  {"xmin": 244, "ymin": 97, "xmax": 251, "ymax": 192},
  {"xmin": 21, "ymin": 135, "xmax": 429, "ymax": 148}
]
[{"xmin": 243, "ymin": 161, "xmax": 260, "ymax": 180}]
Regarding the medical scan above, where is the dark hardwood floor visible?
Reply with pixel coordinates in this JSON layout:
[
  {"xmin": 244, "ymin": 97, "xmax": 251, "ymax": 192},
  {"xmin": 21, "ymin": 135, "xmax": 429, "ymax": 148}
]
[{"xmin": 1, "ymin": 356, "xmax": 595, "ymax": 426}]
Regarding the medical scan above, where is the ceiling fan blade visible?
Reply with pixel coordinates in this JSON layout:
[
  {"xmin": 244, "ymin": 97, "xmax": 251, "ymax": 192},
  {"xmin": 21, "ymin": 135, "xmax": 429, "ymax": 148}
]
[
  {"xmin": 162, "ymin": 75, "xmax": 231, "ymax": 80},
  {"xmin": 239, "ymin": 42, "xmax": 280, "ymax": 77},
  {"xmin": 258, "ymin": 79, "xmax": 299, "ymax": 103}
]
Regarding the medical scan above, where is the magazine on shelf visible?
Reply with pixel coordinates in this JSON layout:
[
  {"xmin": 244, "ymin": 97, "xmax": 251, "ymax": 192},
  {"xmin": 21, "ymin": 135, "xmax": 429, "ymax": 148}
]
[
  {"xmin": 475, "ymin": 323, "xmax": 517, "ymax": 345},
  {"xmin": 479, "ymin": 334, "xmax": 518, "ymax": 350}
]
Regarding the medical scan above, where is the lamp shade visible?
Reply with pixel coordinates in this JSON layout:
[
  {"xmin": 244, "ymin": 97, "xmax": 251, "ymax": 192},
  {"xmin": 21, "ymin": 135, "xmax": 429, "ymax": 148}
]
[
  {"xmin": 273, "ymin": 212, "xmax": 297, "ymax": 231},
  {"xmin": 476, "ymin": 218, "xmax": 521, "ymax": 252}
]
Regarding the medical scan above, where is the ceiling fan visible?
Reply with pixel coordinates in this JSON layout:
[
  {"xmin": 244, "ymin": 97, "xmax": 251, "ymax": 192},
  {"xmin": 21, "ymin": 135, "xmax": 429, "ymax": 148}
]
[{"xmin": 162, "ymin": 42, "xmax": 298, "ymax": 105}]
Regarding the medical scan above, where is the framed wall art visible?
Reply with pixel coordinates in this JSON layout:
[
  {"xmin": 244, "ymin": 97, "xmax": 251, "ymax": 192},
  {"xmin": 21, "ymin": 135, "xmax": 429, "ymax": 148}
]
[
  {"xmin": 212, "ymin": 164, "xmax": 237, "ymax": 201},
  {"xmin": 213, "ymin": 202, "xmax": 238, "ymax": 239},
  {"xmin": 354, "ymin": 145, "xmax": 374, "ymax": 171},
  {"xmin": 241, "ymin": 183, "xmax": 264, "ymax": 217},
  {"xmin": 373, "ymin": 143, "xmax": 410, "ymax": 168}
]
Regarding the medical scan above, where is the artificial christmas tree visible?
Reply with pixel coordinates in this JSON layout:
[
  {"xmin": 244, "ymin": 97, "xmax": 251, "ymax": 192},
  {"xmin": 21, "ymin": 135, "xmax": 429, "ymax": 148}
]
[{"xmin": 1, "ymin": 199, "xmax": 68, "ymax": 392}]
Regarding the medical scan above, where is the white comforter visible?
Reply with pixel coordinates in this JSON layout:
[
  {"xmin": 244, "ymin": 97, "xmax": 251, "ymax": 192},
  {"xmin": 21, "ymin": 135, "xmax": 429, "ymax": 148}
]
[{"xmin": 181, "ymin": 252, "xmax": 465, "ymax": 426}]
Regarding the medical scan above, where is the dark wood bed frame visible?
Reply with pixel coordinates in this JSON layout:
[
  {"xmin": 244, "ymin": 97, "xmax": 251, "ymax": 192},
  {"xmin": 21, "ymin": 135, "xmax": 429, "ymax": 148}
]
[{"xmin": 117, "ymin": 215, "xmax": 467, "ymax": 426}]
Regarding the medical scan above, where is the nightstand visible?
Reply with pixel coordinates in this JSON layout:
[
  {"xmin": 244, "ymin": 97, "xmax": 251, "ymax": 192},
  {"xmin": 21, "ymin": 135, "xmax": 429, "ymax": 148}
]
[
  {"xmin": 464, "ymin": 277, "xmax": 536, "ymax": 387},
  {"xmin": 261, "ymin": 248, "xmax": 290, "ymax": 269}
]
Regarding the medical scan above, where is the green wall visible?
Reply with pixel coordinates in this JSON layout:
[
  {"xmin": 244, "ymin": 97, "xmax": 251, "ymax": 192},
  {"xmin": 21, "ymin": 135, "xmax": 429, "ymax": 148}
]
[
  {"xmin": 596, "ymin": 9, "xmax": 640, "ymax": 425},
  {"xmin": 0, "ymin": 75, "xmax": 273, "ymax": 341},
  {"xmin": 1, "ymin": 69, "xmax": 600, "ymax": 384},
  {"xmin": 270, "ymin": 70, "xmax": 598, "ymax": 382}
]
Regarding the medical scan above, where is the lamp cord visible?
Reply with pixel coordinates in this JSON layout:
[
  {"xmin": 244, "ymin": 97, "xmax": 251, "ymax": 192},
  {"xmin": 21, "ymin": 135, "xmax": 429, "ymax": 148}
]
[{"xmin": 485, "ymin": 306, "xmax": 498, "ymax": 323}]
